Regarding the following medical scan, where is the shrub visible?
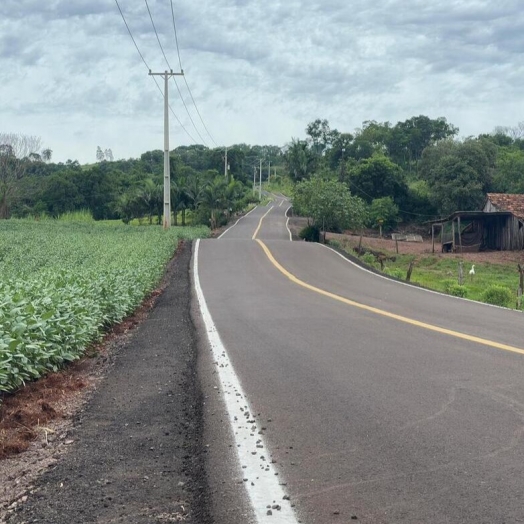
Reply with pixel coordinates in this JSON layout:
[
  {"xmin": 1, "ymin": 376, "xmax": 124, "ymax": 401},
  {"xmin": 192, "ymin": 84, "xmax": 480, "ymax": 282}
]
[
  {"xmin": 299, "ymin": 225, "xmax": 320, "ymax": 242},
  {"xmin": 482, "ymin": 285, "xmax": 513, "ymax": 307},
  {"xmin": 361, "ymin": 252, "xmax": 376, "ymax": 265},
  {"xmin": 447, "ymin": 284, "xmax": 468, "ymax": 298}
]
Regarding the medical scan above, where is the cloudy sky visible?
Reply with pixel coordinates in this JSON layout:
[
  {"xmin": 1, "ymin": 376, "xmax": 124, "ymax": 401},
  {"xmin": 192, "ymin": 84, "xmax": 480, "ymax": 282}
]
[{"xmin": 1, "ymin": 0, "xmax": 523, "ymax": 164}]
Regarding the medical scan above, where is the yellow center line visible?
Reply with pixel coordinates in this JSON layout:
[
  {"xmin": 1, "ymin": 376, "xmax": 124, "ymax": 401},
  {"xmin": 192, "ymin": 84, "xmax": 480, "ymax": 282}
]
[
  {"xmin": 256, "ymin": 239, "xmax": 524, "ymax": 356},
  {"xmin": 252, "ymin": 206, "xmax": 274, "ymax": 240}
]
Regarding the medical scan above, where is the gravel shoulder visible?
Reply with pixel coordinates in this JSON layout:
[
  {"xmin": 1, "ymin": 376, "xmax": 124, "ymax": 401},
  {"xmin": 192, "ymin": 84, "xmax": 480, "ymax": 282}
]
[{"xmin": 2, "ymin": 241, "xmax": 211, "ymax": 524}]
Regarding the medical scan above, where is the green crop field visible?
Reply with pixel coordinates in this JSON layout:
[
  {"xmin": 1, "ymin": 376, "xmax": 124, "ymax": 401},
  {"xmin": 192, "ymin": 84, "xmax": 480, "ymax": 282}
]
[{"xmin": 0, "ymin": 220, "xmax": 209, "ymax": 394}]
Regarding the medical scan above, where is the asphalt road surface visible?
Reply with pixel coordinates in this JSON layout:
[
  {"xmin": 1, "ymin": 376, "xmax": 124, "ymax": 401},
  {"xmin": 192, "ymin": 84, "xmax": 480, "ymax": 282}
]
[{"xmin": 196, "ymin": 196, "xmax": 524, "ymax": 524}]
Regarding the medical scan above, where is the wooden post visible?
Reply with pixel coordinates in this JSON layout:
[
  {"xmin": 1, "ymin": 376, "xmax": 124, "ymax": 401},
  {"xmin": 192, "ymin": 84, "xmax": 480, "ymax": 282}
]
[
  {"xmin": 458, "ymin": 261, "xmax": 464, "ymax": 286},
  {"xmin": 458, "ymin": 215, "xmax": 462, "ymax": 253},
  {"xmin": 452, "ymin": 219, "xmax": 456, "ymax": 253},
  {"xmin": 396, "ymin": 238, "xmax": 399, "ymax": 254},
  {"xmin": 358, "ymin": 233, "xmax": 363, "ymax": 255},
  {"xmin": 406, "ymin": 259, "xmax": 415, "ymax": 282},
  {"xmin": 518, "ymin": 264, "xmax": 524, "ymax": 308},
  {"xmin": 431, "ymin": 224, "xmax": 435, "ymax": 254}
]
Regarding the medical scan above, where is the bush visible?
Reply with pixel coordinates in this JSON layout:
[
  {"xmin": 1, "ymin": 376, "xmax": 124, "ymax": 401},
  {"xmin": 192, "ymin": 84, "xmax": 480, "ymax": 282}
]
[
  {"xmin": 361, "ymin": 252, "xmax": 376, "ymax": 265},
  {"xmin": 482, "ymin": 285, "xmax": 513, "ymax": 307},
  {"xmin": 299, "ymin": 225, "xmax": 320, "ymax": 242},
  {"xmin": 447, "ymin": 284, "xmax": 468, "ymax": 298}
]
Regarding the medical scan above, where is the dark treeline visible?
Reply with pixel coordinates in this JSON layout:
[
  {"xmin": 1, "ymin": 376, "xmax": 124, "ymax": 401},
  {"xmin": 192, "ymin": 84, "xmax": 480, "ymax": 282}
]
[
  {"xmin": 4, "ymin": 143, "xmax": 285, "ymax": 226},
  {"xmin": 283, "ymin": 117, "xmax": 524, "ymax": 230}
]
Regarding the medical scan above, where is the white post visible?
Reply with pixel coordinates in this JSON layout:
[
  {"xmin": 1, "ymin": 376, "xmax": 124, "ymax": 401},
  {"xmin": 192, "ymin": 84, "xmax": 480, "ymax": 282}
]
[
  {"xmin": 259, "ymin": 159, "xmax": 262, "ymax": 200},
  {"xmin": 163, "ymin": 72, "xmax": 170, "ymax": 229},
  {"xmin": 149, "ymin": 68, "xmax": 184, "ymax": 229}
]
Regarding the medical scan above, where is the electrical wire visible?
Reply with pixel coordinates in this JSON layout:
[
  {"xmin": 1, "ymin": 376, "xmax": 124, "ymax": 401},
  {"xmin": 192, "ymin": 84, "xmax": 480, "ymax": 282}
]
[
  {"xmin": 113, "ymin": 0, "xmax": 197, "ymax": 144},
  {"xmin": 143, "ymin": 0, "xmax": 209, "ymax": 147},
  {"xmin": 170, "ymin": 0, "xmax": 219, "ymax": 148}
]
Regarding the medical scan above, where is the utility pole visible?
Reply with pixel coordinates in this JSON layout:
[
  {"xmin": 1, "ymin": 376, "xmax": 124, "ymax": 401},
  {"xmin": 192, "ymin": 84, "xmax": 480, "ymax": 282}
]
[
  {"xmin": 224, "ymin": 147, "xmax": 228, "ymax": 180},
  {"xmin": 253, "ymin": 166, "xmax": 256, "ymax": 194},
  {"xmin": 149, "ymin": 69, "xmax": 183, "ymax": 229},
  {"xmin": 268, "ymin": 161, "xmax": 271, "ymax": 184},
  {"xmin": 259, "ymin": 159, "xmax": 262, "ymax": 200}
]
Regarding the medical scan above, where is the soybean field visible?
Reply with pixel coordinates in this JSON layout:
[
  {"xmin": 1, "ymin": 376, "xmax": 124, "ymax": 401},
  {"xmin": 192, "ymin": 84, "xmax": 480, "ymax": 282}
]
[{"xmin": 0, "ymin": 220, "xmax": 208, "ymax": 394}]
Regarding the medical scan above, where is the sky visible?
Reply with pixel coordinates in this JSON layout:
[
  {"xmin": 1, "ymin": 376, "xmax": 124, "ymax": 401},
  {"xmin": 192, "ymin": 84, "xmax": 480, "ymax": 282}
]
[{"xmin": 1, "ymin": 0, "xmax": 524, "ymax": 164}]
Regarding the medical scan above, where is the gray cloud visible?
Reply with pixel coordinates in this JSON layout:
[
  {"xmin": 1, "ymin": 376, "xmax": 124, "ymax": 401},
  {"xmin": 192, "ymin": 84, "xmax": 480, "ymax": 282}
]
[{"xmin": 1, "ymin": 0, "xmax": 524, "ymax": 162}]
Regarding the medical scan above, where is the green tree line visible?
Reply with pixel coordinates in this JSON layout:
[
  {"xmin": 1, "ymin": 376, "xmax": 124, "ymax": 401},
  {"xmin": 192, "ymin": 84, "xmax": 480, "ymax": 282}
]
[
  {"xmin": 284, "ymin": 116, "xmax": 524, "ymax": 232},
  {"xmin": 0, "ymin": 141, "xmax": 285, "ymax": 226}
]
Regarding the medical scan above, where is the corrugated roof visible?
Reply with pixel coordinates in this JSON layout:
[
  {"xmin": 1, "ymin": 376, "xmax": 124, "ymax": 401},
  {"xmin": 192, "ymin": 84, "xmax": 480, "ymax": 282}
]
[{"xmin": 486, "ymin": 193, "xmax": 524, "ymax": 220}]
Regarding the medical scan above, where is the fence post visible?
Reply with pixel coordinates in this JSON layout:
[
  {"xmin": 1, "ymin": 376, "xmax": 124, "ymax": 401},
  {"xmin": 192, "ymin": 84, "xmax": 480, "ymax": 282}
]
[{"xmin": 406, "ymin": 260, "xmax": 415, "ymax": 282}]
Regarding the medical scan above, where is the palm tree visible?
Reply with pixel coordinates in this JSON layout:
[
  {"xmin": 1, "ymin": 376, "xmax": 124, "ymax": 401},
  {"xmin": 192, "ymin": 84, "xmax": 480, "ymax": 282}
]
[
  {"xmin": 138, "ymin": 178, "xmax": 161, "ymax": 225},
  {"xmin": 199, "ymin": 178, "xmax": 227, "ymax": 229},
  {"xmin": 184, "ymin": 176, "xmax": 203, "ymax": 212}
]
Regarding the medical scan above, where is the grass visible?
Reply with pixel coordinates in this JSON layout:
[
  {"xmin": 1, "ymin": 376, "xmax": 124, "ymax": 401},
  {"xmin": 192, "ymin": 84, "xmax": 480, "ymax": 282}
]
[{"xmin": 330, "ymin": 237, "xmax": 523, "ymax": 309}]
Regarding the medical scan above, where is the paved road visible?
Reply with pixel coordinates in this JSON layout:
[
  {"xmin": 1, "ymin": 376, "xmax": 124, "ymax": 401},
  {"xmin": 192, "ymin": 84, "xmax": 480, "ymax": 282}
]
[{"xmin": 196, "ymin": 197, "xmax": 524, "ymax": 524}]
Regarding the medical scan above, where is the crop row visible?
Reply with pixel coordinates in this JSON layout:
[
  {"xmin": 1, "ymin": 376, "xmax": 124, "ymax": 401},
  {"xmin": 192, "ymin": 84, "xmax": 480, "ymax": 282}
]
[{"xmin": 0, "ymin": 220, "xmax": 208, "ymax": 394}]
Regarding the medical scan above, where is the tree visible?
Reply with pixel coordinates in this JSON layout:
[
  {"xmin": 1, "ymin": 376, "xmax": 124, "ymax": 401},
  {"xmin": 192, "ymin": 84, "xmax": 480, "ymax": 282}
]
[
  {"xmin": 96, "ymin": 146, "xmax": 105, "ymax": 162},
  {"xmin": 492, "ymin": 147, "xmax": 524, "ymax": 193},
  {"xmin": 138, "ymin": 178, "xmax": 162, "ymax": 225},
  {"xmin": 419, "ymin": 138, "xmax": 496, "ymax": 215},
  {"xmin": 41, "ymin": 148, "xmax": 53, "ymax": 163},
  {"xmin": 40, "ymin": 174, "xmax": 84, "ymax": 217},
  {"xmin": 0, "ymin": 133, "xmax": 42, "ymax": 218},
  {"xmin": 494, "ymin": 121, "xmax": 524, "ymax": 141},
  {"xmin": 116, "ymin": 192, "xmax": 141, "ymax": 225},
  {"xmin": 198, "ymin": 178, "xmax": 227, "ymax": 229},
  {"xmin": 368, "ymin": 197, "xmax": 399, "ymax": 232},
  {"xmin": 347, "ymin": 155, "xmax": 408, "ymax": 204},
  {"xmin": 306, "ymin": 118, "xmax": 335, "ymax": 156},
  {"xmin": 105, "ymin": 148, "xmax": 114, "ymax": 162},
  {"xmin": 386, "ymin": 116, "xmax": 458, "ymax": 174},
  {"xmin": 292, "ymin": 176, "xmax": 367, "ymax": 239},
  {"xmin": 284, "ymin": 138, "xmax": 317, "ymax": 181}
]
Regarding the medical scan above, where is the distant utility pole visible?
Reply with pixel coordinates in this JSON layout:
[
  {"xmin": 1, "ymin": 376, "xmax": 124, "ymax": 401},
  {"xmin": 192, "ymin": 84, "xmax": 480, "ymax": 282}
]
[
  {"xmin": 259, "ymin": 159, "xmax": 262, "ymax": 200},
  {"xmin": 253, "ymin": 166, "xmax": 256, "ymax": 194},
  {"xmin": 149, "ymin": 69, "xmax": 183, "ymax": 229},
  {"xmin": 268, "ymin": 161, "xmax": 271, "ymax": 184},
  {"xmin": 224, "ymin": 147, "xmax": 228, "ymax": 179}
]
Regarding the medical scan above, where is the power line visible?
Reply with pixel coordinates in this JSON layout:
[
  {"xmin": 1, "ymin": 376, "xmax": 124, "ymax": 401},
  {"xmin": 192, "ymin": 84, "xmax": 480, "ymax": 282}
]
[
  {"xmin": 143, "ymin": 0, "xmax": 209, "ymax": 147},
  {"xmin": 113, "ymin": 0, "xmax": 197, "ymax": 144},
  {"xmin": 169, "ymin": 0, "xmax": 219, "ymax": 148}
]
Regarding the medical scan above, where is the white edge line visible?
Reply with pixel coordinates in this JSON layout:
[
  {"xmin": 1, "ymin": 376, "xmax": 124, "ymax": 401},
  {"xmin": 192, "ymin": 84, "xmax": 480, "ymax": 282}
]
[
  {"xmin": 193, "ymin": 239, "xmax": 299, "ymax": 524},
  {"xmin": 318, "ymin": 243, "xmax": 518, "ymax": 312},
  {"xmin": 218, "ymin": 206, "xmax": 258, "ymax": 240},
  {"xmin": 285, "ymin": 206, "xmax": 292, "ymax": 242}
]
